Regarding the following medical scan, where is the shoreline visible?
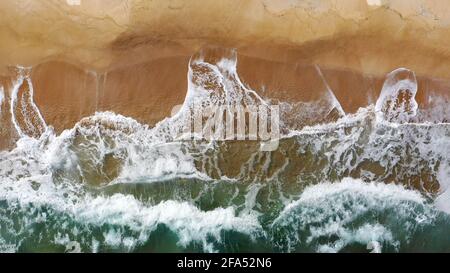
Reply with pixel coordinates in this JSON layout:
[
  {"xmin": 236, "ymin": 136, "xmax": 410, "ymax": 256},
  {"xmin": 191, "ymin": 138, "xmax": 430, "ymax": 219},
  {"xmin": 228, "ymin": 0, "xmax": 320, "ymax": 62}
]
[{"xmin": 1, "ymin": 0, "xmax": 450, "ymax": 149}]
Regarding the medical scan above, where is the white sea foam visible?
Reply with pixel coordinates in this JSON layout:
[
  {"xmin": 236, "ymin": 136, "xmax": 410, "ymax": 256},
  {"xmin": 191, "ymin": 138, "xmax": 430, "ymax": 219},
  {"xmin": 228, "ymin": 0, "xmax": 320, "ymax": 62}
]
[
  {"xmin": 375, "ymin": 68, "xmax": 418, "ymax": 123},
  {"xmin": 0, "ymin": 58, "xmax": 449, "ymax": 253},
  {"xmin": 10, "ymin": 67, "xmax": 47, "ymax": 137},
  {"xmin": 0, "ymin": 133, "xmax": 261, "ymax": 252},
  {"xmin": 435, "ymin": 164, "xmax": 450, "ymax": 213},
  {"xmin": 272, "ymin": 178, "xmax": 437, "ymax": 253},
  {"xmin": 0, "ymin": 185, "xmax": 261, "ymax": 252},
  {"xmin": 73, "ymin": 196, "xmax": 261, "ymax": 252}
]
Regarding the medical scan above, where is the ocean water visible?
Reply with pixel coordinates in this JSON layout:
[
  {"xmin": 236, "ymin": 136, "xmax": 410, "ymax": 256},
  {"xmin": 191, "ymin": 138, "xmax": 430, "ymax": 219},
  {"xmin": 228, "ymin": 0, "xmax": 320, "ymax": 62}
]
[{"xmin": 0, "ymin": 52, "xmax": 449, "ymax": 253}]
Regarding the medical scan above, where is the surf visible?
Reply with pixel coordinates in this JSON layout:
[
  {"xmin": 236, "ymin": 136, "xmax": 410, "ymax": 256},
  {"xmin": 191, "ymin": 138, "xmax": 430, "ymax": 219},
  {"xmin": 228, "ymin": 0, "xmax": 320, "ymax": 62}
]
[{"xmin": 0, "ymin": 49, "xmax": 449, "ymax": 253}]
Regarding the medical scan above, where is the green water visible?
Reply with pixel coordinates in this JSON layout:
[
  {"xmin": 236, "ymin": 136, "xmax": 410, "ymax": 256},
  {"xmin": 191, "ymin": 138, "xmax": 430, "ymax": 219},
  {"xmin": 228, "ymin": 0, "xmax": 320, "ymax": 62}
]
[{"xmin": 1, "ymin": 176, "xmax": 450, "ymax": 253}]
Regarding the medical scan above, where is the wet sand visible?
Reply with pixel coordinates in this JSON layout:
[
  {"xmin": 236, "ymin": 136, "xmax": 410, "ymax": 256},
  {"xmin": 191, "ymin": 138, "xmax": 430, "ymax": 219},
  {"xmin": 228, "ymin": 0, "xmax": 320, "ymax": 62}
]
[{"xmin": 1, "ymin": 0, "xmax": 450, "ymax": 149}]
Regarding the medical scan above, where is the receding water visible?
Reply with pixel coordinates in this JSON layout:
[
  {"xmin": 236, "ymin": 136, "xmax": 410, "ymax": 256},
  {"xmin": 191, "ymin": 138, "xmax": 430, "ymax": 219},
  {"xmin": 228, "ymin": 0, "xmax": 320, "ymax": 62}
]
[{"xmin": 0, "ymin": 52, "xmax": 449, "ymax": 253}]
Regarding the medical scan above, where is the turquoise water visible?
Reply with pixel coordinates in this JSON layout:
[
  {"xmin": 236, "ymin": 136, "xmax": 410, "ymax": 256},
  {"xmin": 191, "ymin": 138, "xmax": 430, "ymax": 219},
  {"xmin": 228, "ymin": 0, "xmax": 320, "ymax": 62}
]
[
  {"xmin": 1, "ymin": 177, "xmax": 450, "ymax": 253},
  {"xmin": 0, "ymin": 58, "xmax": 449, "ymax": 253},
  {"xmin": 1, "ymin": 118, "xmax": 449, "ymax": 253}
]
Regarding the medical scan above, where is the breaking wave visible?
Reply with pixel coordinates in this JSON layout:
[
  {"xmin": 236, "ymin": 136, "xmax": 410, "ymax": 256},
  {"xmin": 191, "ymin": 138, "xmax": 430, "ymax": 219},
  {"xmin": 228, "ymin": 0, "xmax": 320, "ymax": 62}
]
[{"xmin": 0, "ymin": 49, "xmax": 449, "ymax": 252}]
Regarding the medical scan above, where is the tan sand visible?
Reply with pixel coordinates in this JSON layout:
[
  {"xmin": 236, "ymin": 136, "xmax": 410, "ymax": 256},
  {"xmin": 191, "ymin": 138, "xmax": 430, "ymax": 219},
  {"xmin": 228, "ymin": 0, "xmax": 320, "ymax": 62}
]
[{"xmin": 1, "ymin": 0, "xmax": 450, "ymax": 149}]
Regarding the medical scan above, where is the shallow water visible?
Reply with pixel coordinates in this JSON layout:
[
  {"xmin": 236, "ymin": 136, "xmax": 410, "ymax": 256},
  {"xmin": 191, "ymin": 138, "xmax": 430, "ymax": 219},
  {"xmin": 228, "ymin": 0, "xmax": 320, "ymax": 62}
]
[{"xmin": 0, "ymin": 52, "xmax": 449, "ymax": 253}]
